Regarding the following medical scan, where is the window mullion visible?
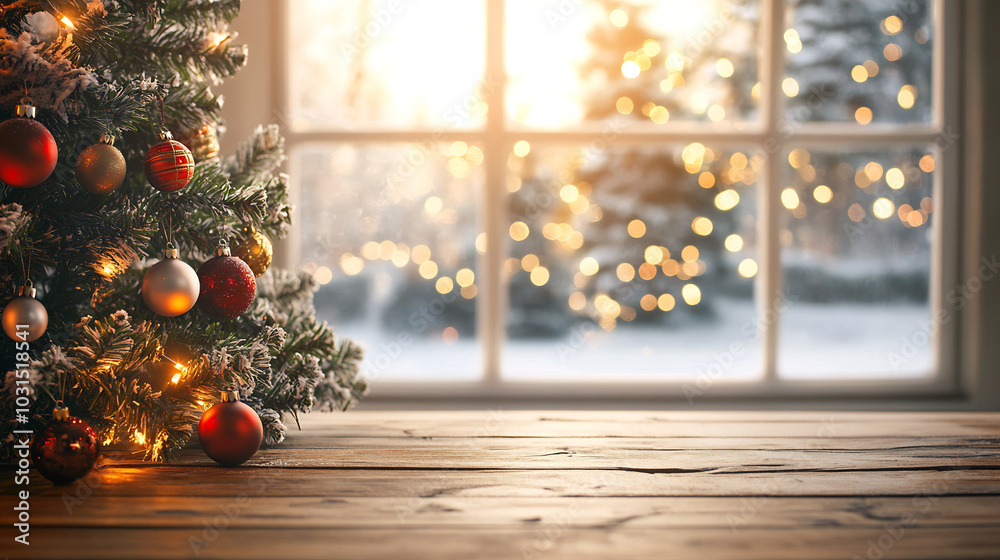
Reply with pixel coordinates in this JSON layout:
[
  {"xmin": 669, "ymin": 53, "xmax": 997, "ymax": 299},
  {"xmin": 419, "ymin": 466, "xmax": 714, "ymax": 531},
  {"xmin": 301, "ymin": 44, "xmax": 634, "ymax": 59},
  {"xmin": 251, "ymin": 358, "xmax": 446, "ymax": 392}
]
[
  {"xmin": 481, "ymin": 0, "xmax": 507, "ymax": 384},
  {"xmin": 759, "ymin": 0, "xmax": 787, "ymax": 383}
]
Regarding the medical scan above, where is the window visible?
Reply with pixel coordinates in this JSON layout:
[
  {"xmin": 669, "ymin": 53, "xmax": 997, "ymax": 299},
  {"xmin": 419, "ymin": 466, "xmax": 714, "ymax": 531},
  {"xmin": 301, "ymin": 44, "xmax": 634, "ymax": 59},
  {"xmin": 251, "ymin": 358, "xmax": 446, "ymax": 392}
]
[{"xmin": 276, "ymin": 0, "xmax": 962, "ymax": 395}]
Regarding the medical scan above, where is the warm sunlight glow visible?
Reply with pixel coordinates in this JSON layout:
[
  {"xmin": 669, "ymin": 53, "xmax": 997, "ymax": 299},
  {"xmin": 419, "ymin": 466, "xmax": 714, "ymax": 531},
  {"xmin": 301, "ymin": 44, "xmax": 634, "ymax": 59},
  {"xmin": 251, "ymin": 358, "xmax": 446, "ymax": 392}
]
[
  {"xmin": 782, "ymin": 77, "xmax": 799, "ymax": 97},
  {"xmin": 419, "ymin": 260, "xmax": 439, "ymax": 279},
  {"xmin": 919, "ymin": 154, "xmax": 935, "ymax": 173},
  {"xmin": 436, "ymin": 277, "xmax": 454, "ymax": 294},
  {"xmin": 530, "ymin": 266, "xmax": 550, "ymax": 286},
  {"xmin": 692, "ymin": 217, "xmax": 714, "ymax": 236},
  {"xmin": 725, "ymin": 234, "xmax": 744, "ymax": 252},
  {"xmin": 521, "ymin": 254, "xmax": 539, "ymax": 272},
  {"xmin": 855, "ymin": 107, "xmax": 873, "ymax": 125},
  {"xmin": 873, "ymin": 198, "xmax": 895, "ymax": 219},
  {"xmin": 716, "ymin": 58, "xmax": 734, "ymax": 78},
  {"xmin": 681, "ymin": 284, "xmax": 702, "ymax": 305},
  {"xmin": 813, "ymin": 185, "xmax": 833, "ymax": 203},
  {"xmin": 865, "ymin": 162, "xmax": 884, "ymax": 182},
  {"xmin": 617, "ymin": 263, "xmax": 636, "ymax": 282},
  {"xmin": 609, "ymin": 8, "xmax": 628, "ymax": 27},
  {"xmin": 560, "ymin": 184, "xmax": 579, "ymax": 203},
  {"xmin": 644, "ymin": 246, "xmax": 664, "ymax": 265},
  {"xmin": 851, "ymin": 65, "xmax": 868, "ymax": 83},
  {"xmin": 784, "ymin": 28, "xmax": 802, "ymax": 53},
  {"xmin": 627, "ymin": 219, "xmax": 646, "ymax": 238},
  {"xmin": 340, "ymin": 255, "xmax": 364, "ymax": 276},
  {"xmin": 898, "ymin": 85, "xmax": 917, "ymax": 109},
  {"xmin": 621, "ymin": 60, "xmax": 641, "ymax": 79},
  {"xmin": 883, "ymin": 15, "xmax": 903, "ymax": 35},
  {"xmin": 456, "ymin": 268, "xmax": 475, "ymax": 287},
  {"xmin": 715, "ymin": 189, "xmax": 740, "ymax": 211},
  {"xmin": 616, "ymin": 96, "xmax": 634, "ymax": 114},
  {"xmin": 314, "ymin": 266, "xmax": 333, "ymax": 284},
  {"xmin": 649, "ymin": 106, "xmax": 669, "ymax": 124},
  {"xmin": 509, "ymin": 221, "xmax": 529, "ymax": 241},
  {"xmin": 513, "ymin": 140, "xmax": 531, "ymax": 157},
  {"xmin": 738, "ymin": 259, "xmax": 758, "ymax": 278},
  {"xmin": 411, "ymin": 245, "xmax": 431, "ymax": 264},
  {"xmin": 884, "ymin": 43, "xmax": 902, "ymax": 61},
  {"xmin": 781, "ymin": 188, "xmax": 800, "ymax": 210},
  {"xmin": 886, "ymin": 168, "xmax": 905, "ymax": 189}
]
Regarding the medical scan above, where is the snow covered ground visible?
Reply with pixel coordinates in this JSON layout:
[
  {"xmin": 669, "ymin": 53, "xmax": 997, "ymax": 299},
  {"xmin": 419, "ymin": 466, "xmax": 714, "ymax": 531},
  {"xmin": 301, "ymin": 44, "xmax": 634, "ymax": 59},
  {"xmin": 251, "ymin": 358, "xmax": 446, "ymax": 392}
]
[{"xmin": 330, "ymin": 299, "xmax": 933, "ymax": 382}]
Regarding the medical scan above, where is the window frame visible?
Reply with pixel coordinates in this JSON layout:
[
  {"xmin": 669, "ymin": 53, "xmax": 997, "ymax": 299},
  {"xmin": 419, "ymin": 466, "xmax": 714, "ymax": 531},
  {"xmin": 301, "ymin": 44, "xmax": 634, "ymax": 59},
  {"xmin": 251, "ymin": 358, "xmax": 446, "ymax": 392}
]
[{"xmin": 267, "ymin": 0, "xmax": 973, "ymax": 403}]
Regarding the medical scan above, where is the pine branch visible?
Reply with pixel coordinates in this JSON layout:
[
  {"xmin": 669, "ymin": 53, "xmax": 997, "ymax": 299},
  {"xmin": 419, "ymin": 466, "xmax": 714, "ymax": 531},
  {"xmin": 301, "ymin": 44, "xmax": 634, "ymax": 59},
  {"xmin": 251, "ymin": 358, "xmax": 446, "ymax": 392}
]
[
  {"xmin": 162, "ymin": 0, "xmax": 240, "ymax": 28},
  {"xmin": 224, "ymin": 124, "xmax": 286, "ymax": 188}
]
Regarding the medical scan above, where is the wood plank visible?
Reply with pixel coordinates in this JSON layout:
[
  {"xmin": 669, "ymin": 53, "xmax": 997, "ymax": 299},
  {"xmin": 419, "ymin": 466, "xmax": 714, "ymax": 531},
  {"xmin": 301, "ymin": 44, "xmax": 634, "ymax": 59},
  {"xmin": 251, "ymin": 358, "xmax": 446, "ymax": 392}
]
[
  {"xmin": 8, "ymin": 467, "xmax": 1000, "ymax": 498},
  {"xmin": 259, "ymin": 435, "xmax": 1000, "ymax": 451},
  {"xmin": 299, "ymin": 411, "xmax": 1000, "ymax": 424},
  {"xmin": 3, "ymin": 526, "xmax": 1000, "ymax": 560},
  {"xmin": 288, "ymin": 411, "xmax": 1000, "ymax": 438},
  {"xmin": 97, "ymin": 446, "xmax": 1000, "ymax": 471},
  {"xmin": 22, "ymin": 495, "xmax": 1000, "ymax": 530}
]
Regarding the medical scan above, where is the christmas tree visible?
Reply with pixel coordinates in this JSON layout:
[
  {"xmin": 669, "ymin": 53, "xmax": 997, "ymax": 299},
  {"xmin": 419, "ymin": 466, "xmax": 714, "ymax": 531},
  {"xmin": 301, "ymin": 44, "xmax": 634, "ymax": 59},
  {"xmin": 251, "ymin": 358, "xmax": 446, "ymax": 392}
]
[
  {"xmin": 565, "ymin": 0, "xmax": 757, "ymax": 329},
  {"xmin": 0, "ymin": 0, "xmax": 366, "ymax": 463}
]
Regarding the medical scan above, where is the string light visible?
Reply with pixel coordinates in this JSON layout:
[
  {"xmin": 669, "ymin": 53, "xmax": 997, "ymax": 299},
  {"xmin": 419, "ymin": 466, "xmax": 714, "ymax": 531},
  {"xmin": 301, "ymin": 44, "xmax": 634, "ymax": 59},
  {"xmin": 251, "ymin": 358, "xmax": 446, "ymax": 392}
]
[{"xmin": 161, "ymin": 355, "xmax": 189, "ymax": 384}]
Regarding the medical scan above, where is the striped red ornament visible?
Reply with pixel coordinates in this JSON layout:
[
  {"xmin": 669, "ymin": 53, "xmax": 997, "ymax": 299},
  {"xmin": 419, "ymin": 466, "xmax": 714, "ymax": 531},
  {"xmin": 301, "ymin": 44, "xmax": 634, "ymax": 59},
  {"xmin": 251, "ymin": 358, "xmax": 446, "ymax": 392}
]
[{"xmin": 144, "ymin": 131, "xmax": 194, "ymax": 192}]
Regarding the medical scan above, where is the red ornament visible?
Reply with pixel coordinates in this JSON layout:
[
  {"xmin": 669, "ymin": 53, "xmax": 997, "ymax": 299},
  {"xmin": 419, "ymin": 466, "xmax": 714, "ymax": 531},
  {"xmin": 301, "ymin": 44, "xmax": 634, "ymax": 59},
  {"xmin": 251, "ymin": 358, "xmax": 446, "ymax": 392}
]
[
  {"xmin": 0, "ymin": 101, "xmax": 58, "ymax": 188},
  {"xmin": 31, "ymin": 405, "xmax": 100, "ymax": 485},
  {"xmin": 198, "ymin": 390, "xmax": 263, "ymax": 466},
  {"xmin": 144, "ymin": 131, "xmax": 194, "ymax": 192},
  {"xmin": 197, "ymin": 240, "xmax": 256, "ymax": 320}
]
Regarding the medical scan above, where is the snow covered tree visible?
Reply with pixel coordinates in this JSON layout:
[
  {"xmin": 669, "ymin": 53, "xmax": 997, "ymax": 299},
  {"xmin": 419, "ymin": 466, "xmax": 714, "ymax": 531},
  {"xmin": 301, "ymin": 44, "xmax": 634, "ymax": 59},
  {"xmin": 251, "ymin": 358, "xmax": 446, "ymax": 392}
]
[
  {"xmin": 565, "ymin": 0, "xmax": 758, "ymax": 328},
  {"xmin": 0, "ymin": 0, "xmax": 366, "ymax": 462},
  {"xmin": 781, "ymin": 0, "xmax": 933, "ymax": 303}
]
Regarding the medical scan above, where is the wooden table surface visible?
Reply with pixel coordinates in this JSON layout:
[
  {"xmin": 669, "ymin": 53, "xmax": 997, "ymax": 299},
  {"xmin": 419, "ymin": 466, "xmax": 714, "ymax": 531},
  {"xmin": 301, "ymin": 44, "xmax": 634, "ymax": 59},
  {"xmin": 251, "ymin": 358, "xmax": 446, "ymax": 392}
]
[{"xmin": 4, "ymin": 411, "xmax": 1000, "ymax": 559}]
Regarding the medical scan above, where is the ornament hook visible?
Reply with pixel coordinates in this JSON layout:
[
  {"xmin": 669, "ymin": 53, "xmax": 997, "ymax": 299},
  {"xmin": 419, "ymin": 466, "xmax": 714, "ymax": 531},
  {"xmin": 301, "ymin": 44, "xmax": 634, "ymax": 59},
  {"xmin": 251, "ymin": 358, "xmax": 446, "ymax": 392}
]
[{"xmin": 53, "ymin": 400, "xmax": 69, "ymax": 421}]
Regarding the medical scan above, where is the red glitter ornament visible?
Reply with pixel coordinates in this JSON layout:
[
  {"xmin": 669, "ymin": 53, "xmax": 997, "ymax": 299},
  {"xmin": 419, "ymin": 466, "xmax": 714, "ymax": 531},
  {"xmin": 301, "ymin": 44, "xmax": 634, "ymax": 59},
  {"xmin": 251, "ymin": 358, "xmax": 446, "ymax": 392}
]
[
  {"xmin": 197, "ymin": 239, "xmax": 256, "ymax": 320},
  {"xmin": 31, "ymin": 404, "xmax": 100, "ymax": 485},
  {"xmin": 0, "ymin": 100, "xmax": 58, "ymax": 188},
  {"xmin": 144, "ymin": 131, "xmax": 194, "ymax": 192},
  {"xmin": 198, "ymin": 390, "xmax": 263, "ymax": 466}
]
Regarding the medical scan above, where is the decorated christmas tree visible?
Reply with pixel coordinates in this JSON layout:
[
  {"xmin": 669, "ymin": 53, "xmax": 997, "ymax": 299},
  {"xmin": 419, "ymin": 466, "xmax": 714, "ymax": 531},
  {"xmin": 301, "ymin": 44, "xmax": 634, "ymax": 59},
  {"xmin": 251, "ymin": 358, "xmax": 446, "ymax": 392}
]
[{"xmin": 0, "ymin": 0, "xmax": 366, "ymax": 466}]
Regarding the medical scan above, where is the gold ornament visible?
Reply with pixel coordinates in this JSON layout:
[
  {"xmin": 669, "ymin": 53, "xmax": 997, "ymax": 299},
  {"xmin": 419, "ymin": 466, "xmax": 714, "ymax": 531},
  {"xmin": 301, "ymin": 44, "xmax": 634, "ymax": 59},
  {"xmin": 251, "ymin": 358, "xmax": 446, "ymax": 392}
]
[
  {"xmin": 76, "ymin": 134, "xmax": 127, "ymax": 194},
  {"xmin": 2, "ymin": 282, "xmax": 48, "ymax": 342},
  {"xmin": 232, "ymin": 227, "xmax": 273, "ymax": 277},
  {"xmin": 142, "ymin": 244, "xmax": 201, "ymax": 317},
  {"xmin": 177, "ymin": 123, "xmax": 220, "ymax": 162}
]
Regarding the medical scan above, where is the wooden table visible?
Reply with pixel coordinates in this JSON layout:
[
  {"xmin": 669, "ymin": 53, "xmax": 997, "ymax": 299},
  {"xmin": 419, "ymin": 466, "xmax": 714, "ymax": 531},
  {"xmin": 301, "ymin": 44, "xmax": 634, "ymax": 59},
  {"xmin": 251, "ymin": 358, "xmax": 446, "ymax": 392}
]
[{"xmin": 4, "ymin": 411, "xmax": 1000, "ymax": 559}]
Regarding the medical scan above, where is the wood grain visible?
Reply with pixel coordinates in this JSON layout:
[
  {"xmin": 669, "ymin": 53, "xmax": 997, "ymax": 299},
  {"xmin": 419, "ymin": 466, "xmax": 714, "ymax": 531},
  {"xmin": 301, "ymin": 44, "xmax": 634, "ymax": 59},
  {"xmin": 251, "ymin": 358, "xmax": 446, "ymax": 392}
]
[
  {"xmin": 4, "ymin": 527, "xmax": 1000, "ymax": 560},
  {"xmin": 3, "ymin": 411, "xmax": 998, "ymax": 560}
]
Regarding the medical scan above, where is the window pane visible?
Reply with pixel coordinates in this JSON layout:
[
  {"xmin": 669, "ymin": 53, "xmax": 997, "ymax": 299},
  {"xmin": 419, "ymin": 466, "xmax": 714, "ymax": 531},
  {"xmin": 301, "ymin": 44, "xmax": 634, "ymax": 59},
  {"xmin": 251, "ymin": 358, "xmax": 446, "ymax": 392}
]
[
  {"xmin": 505, "ymin": 0, "xmax": 761, "ymax": 128},
  {"xmin": 778, "ymin": 148, "xmax": 935, "ymax": 378},
  {"xmin": 503, "ymin": 143, "xmax": 761, "ymax": 380},
  {"xmin": 784, "ymin": 0, "xmax": 933, "ymax": 124},
  {"xmin": 287, "ymin": 0, "xmax": 486, "ymax": 130},
  {"xmin": 293, "ymin": 144, "xmax": 484, "ymax": 381}
]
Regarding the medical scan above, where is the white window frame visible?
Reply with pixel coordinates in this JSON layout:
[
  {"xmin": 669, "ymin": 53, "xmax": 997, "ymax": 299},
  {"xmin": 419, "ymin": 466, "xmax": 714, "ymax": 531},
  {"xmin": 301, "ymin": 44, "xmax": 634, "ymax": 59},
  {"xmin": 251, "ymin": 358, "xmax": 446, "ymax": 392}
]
[{"xmin": 261, "ymin": 0, "xmax": 976, "ymax": 403}]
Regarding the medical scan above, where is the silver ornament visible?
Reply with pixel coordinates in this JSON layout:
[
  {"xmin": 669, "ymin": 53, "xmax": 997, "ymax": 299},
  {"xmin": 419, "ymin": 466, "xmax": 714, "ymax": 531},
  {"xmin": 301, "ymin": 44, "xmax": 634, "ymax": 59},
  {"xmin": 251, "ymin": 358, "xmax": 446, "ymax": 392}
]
[
  {"xmin": 2, "ymin": 283, "xmax": 48, "ymax": 342},
  {"xmin": 142, "ymin": 245, "xmax": 200, "ymax": 317}
]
